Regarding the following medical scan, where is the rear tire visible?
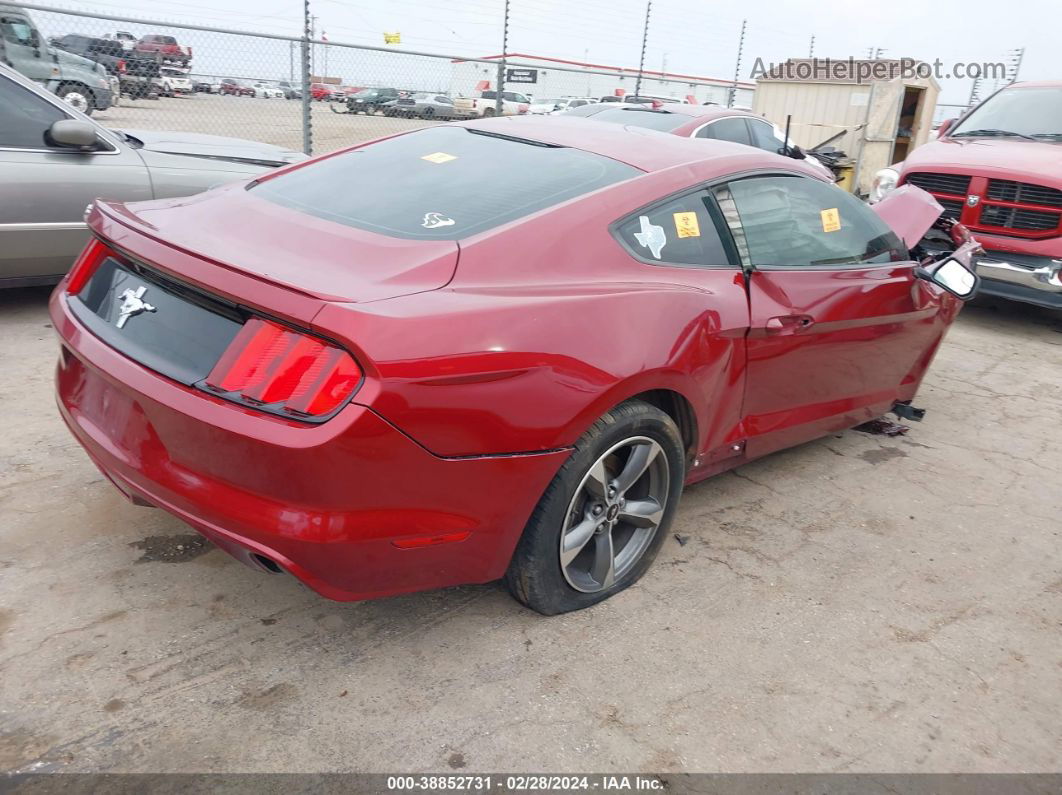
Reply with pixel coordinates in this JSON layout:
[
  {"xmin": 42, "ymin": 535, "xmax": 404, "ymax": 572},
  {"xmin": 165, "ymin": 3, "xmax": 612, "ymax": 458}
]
[
  {"xmin": 505, "ymin": 400, "xmax": 685, "ymax": 615},
  {"xmin": 483, "ymin": 107, "xmax": 496, "ymax": 117}
]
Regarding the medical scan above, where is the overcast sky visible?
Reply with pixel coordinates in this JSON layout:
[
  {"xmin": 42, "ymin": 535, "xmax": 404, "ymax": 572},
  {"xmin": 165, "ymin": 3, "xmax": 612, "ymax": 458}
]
[{"xmin": 51, "ymin": 0, "xmax": 1058, "ymax": 104}]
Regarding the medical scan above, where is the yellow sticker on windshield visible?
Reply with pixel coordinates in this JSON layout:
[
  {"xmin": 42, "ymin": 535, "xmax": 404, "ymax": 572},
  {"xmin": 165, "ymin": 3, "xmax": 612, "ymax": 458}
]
[
  {"xmin": 421, "ymin": 152, "xmax": 457, "ymax": 164},
  {"xmin": 673, "ymin": 211, "xmax": 700, "ymax": 238},
  {"xmin": 820, "ymin": 207, "xmax": 841, "ymax": 233}
]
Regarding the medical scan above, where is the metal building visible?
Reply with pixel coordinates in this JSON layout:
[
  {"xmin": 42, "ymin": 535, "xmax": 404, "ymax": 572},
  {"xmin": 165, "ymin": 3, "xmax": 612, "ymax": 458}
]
[{"xmin": 752, "ymin": 59, "xmax": 939, "ymax": 195}]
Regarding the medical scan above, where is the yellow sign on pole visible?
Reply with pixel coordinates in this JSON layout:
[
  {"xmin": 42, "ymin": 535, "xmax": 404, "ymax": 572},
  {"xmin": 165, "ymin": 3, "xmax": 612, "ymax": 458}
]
[{"xmin": 383, "ymin": 32, "xmax": 401, "ymax": 45}]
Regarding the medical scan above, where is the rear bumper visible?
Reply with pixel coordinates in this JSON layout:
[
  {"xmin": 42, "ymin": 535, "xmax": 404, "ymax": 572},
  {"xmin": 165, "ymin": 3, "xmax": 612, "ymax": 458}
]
[
  {"xmin": 975, "ymin": 251, "xmax": 1062, "ymax": 309},
  {"xmin": 51, "ymin": 290, "xmax": 569, "ymax": 601}
]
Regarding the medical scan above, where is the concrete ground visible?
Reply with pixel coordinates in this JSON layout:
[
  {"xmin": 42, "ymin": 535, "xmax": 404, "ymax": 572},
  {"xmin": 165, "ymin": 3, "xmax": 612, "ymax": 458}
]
[
  {"xmin": 95, "ymin": 93, "xmax": 438, "ymax": 154},
  {"xmin": 0, "ymin": 287, "xmax": 1060, "ymax": 774}
]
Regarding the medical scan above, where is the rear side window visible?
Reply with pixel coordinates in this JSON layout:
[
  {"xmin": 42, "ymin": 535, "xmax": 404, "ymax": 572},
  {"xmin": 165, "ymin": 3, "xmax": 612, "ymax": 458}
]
[
  {"xmin": 697, "ymin": 118, "xmax": 751, "ymax": 145},
  {"xmin": 715, "ymin": 175, "xmax": 907, "ymax": 267},
  {"xmin": 615, "ymin": 190, "xmax": 732, "ymax": 268},
  {"xmin": 582, "ymin": 108, "xmax": 689, "ymax": 132},
  {"xmin": 253, "ymin": 126, "xmax": 640, "ymax": 240}
]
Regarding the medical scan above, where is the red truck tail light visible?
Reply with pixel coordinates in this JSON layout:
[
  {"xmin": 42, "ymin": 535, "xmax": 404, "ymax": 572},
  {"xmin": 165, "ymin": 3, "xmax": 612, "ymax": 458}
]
[
  {"xmin": 117, "ymin": 59, "xmax": 127, "ymax": 73},
  {"xmin": 66, "ymin": 238, "xmax": 111, "ymax": 294},
  {"xmin": 203, "ymin": 318, "xmax": 361, "ymax": 418}
]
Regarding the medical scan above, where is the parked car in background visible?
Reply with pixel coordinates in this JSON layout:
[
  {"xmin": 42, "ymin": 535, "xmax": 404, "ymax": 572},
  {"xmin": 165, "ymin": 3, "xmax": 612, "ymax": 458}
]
[
  {"xmin": 528, "ymin": 96, "xmax": 595, "ymax": 115},
  {"xmin": 108, "ymin": 31, "xmax": 136, "ymax": 50},
  {"xmin": 563, "ymin": 102, "xmax": 836, "ymax": 182},
  {"xmin": 341, "ymin": 86, "xmax": 398, "ymax": 113},
  {"xmin": 0, "ymin": 4, "xmax": 114, "ymax": 114},
  {"xmin": 135, "ymin": 34, "xmax": 191, "ymax": 66},
  {"xmin": 219, "ymin": 77, "xmax": 253, "ymax": 96},
  {"xmin": 382, "ymin": 92, "xmax": 455, "ymax": 119},
  {"xmin": 452, "ymin": 89, "xmax": 530, "ymax": 118},
  {"xmin": 276, "ymin": 79, "xmax": 300, "ymax": 99},
  {"xmin": 251, "ymin": 82, "xmax": 284, "ymax": 99},
  {"xmin": 309, "ymin": 82, "xmax": 333, "ymax": 101},
  {"xmin": 49, "ymin": 115, "xmax": 979, "ymax": 614},
  {"xmin": 873, "ymin": 81, "xmax": 1062, "ymax": 310},
  {"xmin": 49, "ymin": 32, "xmax": 160, "ymax": 99},
  {"xmin": 158, "ymin": 66, "xmax": 193, "ymax": 96},
  {"xmin": 0, "ymin": 64, "xmax": 306, "ymax": 287},
  {"xmin": 188, "ymin": 74, "xmax": 217, "ymax": 93}
]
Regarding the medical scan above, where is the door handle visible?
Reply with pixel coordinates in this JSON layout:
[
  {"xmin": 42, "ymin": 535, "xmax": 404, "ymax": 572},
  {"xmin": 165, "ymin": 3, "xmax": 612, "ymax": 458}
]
[{"xmin": 765, "ymin": 314, "xmax": 815, "ymax": 335}]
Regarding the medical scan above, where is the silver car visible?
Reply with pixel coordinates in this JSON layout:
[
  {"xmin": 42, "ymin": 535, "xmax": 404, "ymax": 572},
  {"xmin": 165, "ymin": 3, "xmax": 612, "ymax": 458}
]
[
  {"xmin": 0, "ymin": 64, "xmax": 306, "ymax": 287},
  {"xmin": 383, "ymin": 92, "xmax": 456, "ymax": 120}
]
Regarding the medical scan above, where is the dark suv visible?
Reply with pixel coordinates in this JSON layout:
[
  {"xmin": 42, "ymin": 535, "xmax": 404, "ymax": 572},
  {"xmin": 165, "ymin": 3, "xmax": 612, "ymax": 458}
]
[{"xmin": 344, "ymin": 87, "xmax": 400, "ymax": 114}]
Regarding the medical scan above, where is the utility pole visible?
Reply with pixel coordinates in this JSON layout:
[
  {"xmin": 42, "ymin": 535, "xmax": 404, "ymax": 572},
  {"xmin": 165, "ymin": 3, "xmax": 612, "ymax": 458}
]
[
  {"xmin": 301, "ymin": 0, "xmax": 312, "ymax": 154},
  {"xmin": 309, "ymin": 14, "xmax": 318, "ymax": 77},
  {"xmin": 967, "ymin": 76, "xmax": 982, "ymax": 108},
  {"xmin": 727, "ymin": 19, "xmax": 745, "ymax": 108},
  {"xmin": 289, "ymin": 40, "xmax": 294, "ymax": 83},
  {"xmin": 634, "ymin": 1, "xmax": 651, "ymax": 100},
  {"xmin": 808, "ymin": 35, "xmax": 814, "ymax": 58},
  {"xmin": 495, "ymin": 0, "xmax": 510, "ymax": 116},
  {"xmin": 1007, "ymin": 47, "xmax": 1025, "ymax": 83}
]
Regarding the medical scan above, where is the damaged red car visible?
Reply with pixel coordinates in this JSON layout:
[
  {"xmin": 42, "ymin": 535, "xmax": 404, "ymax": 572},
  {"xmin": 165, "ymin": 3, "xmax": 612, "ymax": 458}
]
[{"xmin": 51, "ymin": 117, "xmax": 981, "ymax": 614}]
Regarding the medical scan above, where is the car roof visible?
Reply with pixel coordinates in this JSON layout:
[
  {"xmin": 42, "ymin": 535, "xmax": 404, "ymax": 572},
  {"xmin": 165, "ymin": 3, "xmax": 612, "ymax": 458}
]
[{"xmin": 450, "ymin": 115, "xmax": 811, "ymax": 176}]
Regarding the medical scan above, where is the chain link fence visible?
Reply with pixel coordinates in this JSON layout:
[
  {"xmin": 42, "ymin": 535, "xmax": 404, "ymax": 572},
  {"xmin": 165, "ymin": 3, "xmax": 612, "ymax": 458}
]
[{"xmin": 10, "ymin": 3, "xmax": 752, "ymax": 156}]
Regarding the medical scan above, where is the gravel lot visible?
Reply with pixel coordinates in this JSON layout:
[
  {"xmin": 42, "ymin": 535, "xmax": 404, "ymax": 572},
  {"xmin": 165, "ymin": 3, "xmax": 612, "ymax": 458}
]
[
  {"xmin": 1, "ymin": 284, "xmax": 1059, "ymax": 773},
  {"xmin": 95, "ymin": 93, "xmax": 439, "ymax": 154}
]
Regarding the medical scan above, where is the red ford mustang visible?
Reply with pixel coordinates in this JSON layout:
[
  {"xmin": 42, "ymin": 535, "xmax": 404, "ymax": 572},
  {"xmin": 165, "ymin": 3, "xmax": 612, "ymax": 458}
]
[{"xmin": 51, "ymin": 116, "xmax": 980, "ymax": 614}]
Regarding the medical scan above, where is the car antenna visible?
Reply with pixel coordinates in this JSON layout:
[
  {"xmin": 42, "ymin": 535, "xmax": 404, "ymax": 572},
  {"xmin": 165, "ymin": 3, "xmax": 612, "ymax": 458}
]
[{"xmin": 783, "ymin": 113, "xmax": 793, "ymax": 155}]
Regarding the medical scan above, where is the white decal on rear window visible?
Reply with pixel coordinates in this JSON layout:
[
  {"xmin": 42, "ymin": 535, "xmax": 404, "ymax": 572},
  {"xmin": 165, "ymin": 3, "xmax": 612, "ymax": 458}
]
[
  {"xmin": 633, "ymin": 215, "xmax": 667, "ymax": 259},
  {"xmin": 422, "ymin": 212, "xmax": 455, "ymax": 229}
]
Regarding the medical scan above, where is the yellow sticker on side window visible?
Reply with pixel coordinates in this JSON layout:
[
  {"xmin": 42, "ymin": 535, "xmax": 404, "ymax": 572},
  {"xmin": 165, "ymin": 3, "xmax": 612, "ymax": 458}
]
[
  {"xmin": 820, "ymin": 207, "xmax": 841, "ymax": 233},
  {"xmin": 421, "ymin": 152, "xmax": 457, "ymax": 164},
  {"xmin": 673, "ymin": 211, "xmax": 701, "ymax": 238}
]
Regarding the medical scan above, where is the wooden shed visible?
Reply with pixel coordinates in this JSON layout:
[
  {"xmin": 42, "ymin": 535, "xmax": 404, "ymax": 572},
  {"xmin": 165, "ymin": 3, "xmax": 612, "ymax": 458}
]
[{"xmin": 752, "ymin": 59, "xmax": 940, "ymax": 195}]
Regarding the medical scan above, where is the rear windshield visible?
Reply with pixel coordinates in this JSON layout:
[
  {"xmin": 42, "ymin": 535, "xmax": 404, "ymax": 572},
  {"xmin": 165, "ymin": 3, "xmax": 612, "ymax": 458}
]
[
  {"xmin": 251, "ymin": 126, "xmax": 640, "ymax": 240},
  {"xmin": 583, "ymin": 108, "xmax": 689, "ymax": 132}
]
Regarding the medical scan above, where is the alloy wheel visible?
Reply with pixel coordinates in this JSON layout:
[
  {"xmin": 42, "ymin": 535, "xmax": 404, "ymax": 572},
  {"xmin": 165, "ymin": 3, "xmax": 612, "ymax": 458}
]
[{"xmin": 559, "ymin": 436, "xmax": 669, "ymax": 593}]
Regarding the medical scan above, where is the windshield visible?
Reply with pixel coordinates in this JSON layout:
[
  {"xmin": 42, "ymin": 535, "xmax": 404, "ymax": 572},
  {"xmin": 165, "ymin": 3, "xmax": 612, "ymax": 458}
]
[
  {"xmin": 251, "ymin": 125, "xmax": 640, "ymax": 240},
  {"xmin": 951, "ymin": 86, "xmax": 1062, "ymax": 139},
  {"xmin": 580, "ymin": 107, "xmax": 688, "ymax": 132},
  {"xmin": 354, "ymin": 89, "xmax": 379, "ymax": 97},
  {"xmin": 537, "ymin": 99, "xmax": 565, "ymax": 105}
]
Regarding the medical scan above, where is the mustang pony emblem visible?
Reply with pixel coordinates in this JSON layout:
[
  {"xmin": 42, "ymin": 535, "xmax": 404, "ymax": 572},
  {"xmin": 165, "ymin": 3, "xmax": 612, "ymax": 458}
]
[{"xmin": 115, "ymin": 286, "xmax": 156, "ymax": 329}]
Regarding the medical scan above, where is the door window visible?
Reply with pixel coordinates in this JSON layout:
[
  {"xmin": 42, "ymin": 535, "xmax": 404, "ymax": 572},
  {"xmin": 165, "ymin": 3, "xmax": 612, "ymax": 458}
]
[
  {"xmin": 695, "ymin": 117, "xmax": 751, "ymax": 145},
  {"xmin": 614, "ymin": 190, "xmax": 733, "ymax": 268},
  {"xmin": 714, "ymin": 175, "xmax": 907, "ymax": 268},
  {"xmin": 1, "ymin": 15, "xmax": 35, "ymax": 46},
  {"xmin": 0, "ymin": 76, "xmax": 70, "ymax": 150}
]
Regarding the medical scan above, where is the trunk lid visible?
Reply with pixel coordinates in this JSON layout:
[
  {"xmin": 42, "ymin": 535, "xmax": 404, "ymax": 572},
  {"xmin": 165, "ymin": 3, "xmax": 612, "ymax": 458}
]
[{"xmin": 94, "ymin": 187, "xmax": 460, "ymax": 303}]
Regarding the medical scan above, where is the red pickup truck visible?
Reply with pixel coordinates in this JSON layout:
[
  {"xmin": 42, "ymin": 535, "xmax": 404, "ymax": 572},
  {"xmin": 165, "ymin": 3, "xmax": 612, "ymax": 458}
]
[
  {"xmin": 872, "ymin": 81, "xmax": 1062, "ymax": 310},
  {"xmin": 135, "ymin": 34, "xmax": 191, "ymax": 66}
]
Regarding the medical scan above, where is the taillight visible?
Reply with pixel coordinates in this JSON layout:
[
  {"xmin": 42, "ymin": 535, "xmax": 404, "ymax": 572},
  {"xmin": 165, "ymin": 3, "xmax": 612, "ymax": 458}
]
[
  {"xmin": 117, "ymin": 59, "xmax": 126, "ymax": 73},
  {"xmin": 66, "ymin": 238, "xmax": 110, "ymax": 294},
  {"xmin": 203, "ymin": 317, "xmax": 361, "ymax": 419}
]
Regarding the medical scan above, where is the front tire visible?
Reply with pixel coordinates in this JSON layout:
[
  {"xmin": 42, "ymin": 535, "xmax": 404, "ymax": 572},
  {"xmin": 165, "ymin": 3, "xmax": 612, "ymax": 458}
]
[
  {"xmin": 505, "ymin": 400, "xmax": 685, "ymax": 615},
  {"xmin": 56, "ymin": 84, "xmax": 94, "ymax": 115}
]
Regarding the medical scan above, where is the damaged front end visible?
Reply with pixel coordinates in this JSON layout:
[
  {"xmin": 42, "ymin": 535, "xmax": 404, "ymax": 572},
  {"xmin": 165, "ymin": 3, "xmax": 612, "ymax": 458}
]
[{"xmin": 871, "ymin": 184, "xmax": 983, "ymax": 301}]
